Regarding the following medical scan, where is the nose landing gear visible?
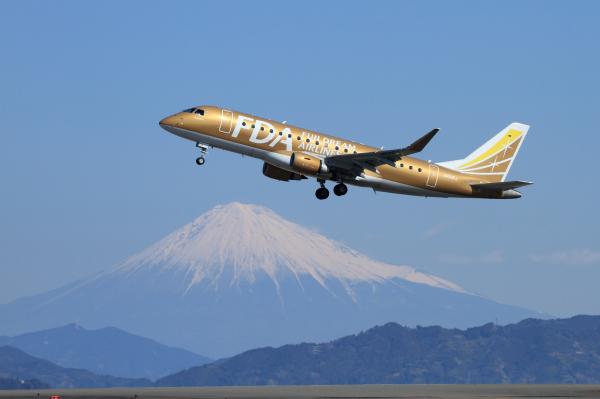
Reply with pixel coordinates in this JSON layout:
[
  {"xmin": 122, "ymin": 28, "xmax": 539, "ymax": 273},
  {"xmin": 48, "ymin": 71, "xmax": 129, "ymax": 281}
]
[{"xmin": 195, "ymin": 142, "xmax": 209, "ymax": 166}]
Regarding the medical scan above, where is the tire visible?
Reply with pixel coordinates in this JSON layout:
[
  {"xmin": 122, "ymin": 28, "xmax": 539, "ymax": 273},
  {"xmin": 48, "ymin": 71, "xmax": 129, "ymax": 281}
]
[
  {"xmin": 196, "ymin": 157, "xmax": 205, "ymax": 166},
  {"xmin": 315, "ymin": 187, "xmax": 330, "ymax": 200},
  {"xmin": 333, "ymin": 183, "xmax": 348, "ymax": 196}
]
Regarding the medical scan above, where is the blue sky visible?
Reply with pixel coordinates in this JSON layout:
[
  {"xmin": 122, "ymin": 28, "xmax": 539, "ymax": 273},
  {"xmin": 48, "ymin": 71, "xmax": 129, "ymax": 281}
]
[{"xmin": 1, "ymin": 1, "xmax": 599, "ymax": 317}]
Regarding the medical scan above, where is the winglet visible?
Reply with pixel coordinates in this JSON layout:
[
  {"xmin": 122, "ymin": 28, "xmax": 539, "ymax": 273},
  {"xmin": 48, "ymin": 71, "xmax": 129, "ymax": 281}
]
[{"xmin": 405, "ymin": 128, "xmax": 439, "ymax": 155}]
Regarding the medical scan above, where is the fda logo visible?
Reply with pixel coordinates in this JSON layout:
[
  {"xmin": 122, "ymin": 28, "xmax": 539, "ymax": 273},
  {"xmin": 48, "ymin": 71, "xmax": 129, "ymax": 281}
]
[{"xmin": 222, "ymin": 112, "xmax": 292, "ymax": 152}]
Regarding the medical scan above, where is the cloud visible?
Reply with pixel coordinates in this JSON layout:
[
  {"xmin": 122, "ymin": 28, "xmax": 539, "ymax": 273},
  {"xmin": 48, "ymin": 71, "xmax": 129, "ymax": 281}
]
[
  {"xmin": 437, "ymin": 250, "xmax": 504, "ymax": 265},
  {"xmin": 529, "ymin": 249, "xmax": 600, "ymax": 265},
  {"xmin": 421, "ymin": 223, "xmax": 449, "ymax": 240}
]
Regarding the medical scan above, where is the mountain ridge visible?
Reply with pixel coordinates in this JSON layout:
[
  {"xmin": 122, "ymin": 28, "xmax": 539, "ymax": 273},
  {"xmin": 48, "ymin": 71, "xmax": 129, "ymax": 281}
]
[
  {"xmin": 0, "ymin": 346, "xmax": 149, "ymax": 388},
  {"xmin": 0, "ymin": 324, "xmax": 210, "ymax": 380},
  {"xmin": 157, "ymin": 315, "xmax": 600, "ymax": 386}
]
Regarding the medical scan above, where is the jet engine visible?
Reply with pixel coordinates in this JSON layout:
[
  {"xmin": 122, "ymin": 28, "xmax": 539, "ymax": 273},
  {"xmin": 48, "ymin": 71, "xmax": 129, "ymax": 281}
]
[
  {"xmin": 262, "ymin": 162, "xmax": 305, "ymax": 181},
  {"xmin": 289, "ymin": 152, "xmax": 328, "ymax": 175}
]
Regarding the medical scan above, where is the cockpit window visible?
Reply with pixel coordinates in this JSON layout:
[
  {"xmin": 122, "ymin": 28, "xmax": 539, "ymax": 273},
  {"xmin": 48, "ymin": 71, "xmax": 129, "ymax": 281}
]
[
  {"xmin": 182, "ymin": 108, "xmax": 195, "ymax": 113},
  {"xmin": 194, "ymin": 109, "xmax": 204, "ymax": 115}
]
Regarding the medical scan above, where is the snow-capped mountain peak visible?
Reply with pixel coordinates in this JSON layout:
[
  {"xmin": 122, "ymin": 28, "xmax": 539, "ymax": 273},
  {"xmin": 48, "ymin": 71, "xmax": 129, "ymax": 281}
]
[
  {"xmin": 115, "ymin": 202, "xmax": 464, "ymax": 293},
  {"xmin": 1, "ymin": 202, "xmax": 541, "ymax": 358}
]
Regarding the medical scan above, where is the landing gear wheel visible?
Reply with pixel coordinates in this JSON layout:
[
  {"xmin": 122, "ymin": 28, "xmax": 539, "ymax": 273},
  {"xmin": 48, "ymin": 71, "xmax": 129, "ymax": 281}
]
[
  {"xmin": 333, "ymin": 183, "xmax": 348, "ymax": 196},
  {"xmin": 315, "ymin": 187, "xmax": 330, "ymax": 200},
  {"xmin": 195, "ymin": 142, "xmax": 209, "ymax": 166}
]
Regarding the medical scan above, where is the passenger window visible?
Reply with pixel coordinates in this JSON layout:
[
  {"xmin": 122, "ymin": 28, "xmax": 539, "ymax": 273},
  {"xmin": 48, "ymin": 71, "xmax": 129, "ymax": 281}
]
[
  {"xmin": 306, "ymin": 138, "xmax": 310, "ymax": 143},
  {"xmin": 344, "ymin": 148, "xmax": 348, "ymax": 152},
  {"xmin": 409, "ymin": 165, "xmax": 413, "ymax": 170},
  {"xmin": 418, "ymin": 168, "xmax": 422, "ymax": 172},
  {"xmin": 242, "ymin": 122, "xmax": 246, "ymax": 126},
  {"xmin": 400, "ymin": 163, "xmax": 404, "ymax": 168}
]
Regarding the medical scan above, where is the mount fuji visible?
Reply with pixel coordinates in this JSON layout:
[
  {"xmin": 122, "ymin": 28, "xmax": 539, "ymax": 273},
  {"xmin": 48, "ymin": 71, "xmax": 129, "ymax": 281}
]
[{"xmin": 0, "ymin": 203, "xmax": 540, "ymax": 358}]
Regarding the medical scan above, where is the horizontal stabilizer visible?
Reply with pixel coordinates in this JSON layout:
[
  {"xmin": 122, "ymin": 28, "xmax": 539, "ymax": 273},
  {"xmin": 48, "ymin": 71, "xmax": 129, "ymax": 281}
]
[{"xmin": 470, "ymin": 180, "xmax": 533, "ymax": 191}]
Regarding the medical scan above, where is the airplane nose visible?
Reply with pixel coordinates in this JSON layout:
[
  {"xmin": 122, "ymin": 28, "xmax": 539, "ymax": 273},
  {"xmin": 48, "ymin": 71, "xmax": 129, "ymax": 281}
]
[{"xmin": 159, "ymin": 115, "xmax": 177, "ymax": 127}]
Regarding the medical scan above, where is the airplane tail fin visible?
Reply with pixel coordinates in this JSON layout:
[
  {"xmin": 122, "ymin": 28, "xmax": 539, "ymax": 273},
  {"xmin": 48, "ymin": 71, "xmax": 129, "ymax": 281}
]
[{"xmin": 437, "ymin": 122, "xmax": 530, "ymax": 182}]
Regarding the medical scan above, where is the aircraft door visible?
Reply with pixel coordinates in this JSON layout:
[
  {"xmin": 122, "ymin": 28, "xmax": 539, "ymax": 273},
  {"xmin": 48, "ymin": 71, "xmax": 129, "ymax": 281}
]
[
  {"xmin": 426, "ymin": 164, "xmax": 439, "ymax": 188},
  {"xmin": 219, "ymin": 109, "xmax": 234, "ymax": 134}
]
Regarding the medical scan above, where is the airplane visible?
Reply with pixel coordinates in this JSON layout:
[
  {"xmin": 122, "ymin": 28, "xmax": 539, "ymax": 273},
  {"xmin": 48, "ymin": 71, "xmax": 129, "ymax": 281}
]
[{"xmin": 159, "ymin": 106, "xmax": 532, "ymax": 200}]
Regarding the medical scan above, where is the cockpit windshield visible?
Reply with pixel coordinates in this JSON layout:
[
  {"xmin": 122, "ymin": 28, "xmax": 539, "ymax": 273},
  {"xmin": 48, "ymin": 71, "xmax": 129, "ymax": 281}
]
[{"xmin": 182, "ymin": 108, "xmax": 205, "ymax": 115}]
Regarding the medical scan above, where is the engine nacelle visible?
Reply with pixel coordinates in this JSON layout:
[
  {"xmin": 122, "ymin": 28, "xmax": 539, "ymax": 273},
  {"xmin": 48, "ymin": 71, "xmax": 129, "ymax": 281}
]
[
  {"xmin": 289, "ymin": 152, "xmax": 327, "ymax": 175},
  {"xmin": 262, "ymin": 162, "xmax": 305, "ymax": 181}
]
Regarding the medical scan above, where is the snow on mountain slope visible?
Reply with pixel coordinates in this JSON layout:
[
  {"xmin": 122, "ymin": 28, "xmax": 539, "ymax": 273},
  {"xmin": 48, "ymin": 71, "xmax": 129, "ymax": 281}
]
[
  {"xmin": 0, "ymin": 203, "xmax": 542, "ymax": 357},
  {"xmin": 112, "ymin": 202, "xmax": 464, "ymax": 294}
]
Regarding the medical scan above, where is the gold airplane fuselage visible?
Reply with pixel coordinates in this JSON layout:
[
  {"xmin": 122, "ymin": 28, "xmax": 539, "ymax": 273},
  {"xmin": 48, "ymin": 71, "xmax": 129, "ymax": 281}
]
[{"xmin": 159, "ymin": 105, "xmax": 518, "ymax": 199}]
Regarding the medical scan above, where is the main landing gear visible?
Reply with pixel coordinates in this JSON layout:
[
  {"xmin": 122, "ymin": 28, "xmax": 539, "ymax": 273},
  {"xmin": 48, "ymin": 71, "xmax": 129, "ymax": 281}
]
[
  {"xmin": 195, "ymin": 142, "xmax": 209, "ymax": 166},
  {"xmin": 333, "ymin": 183, "xmax": 348, "ymax": 196},
  {"xmin": 315, "ymin": 180, "xmax": 329, "ymax": 200},
  {"xmin": 315, "ymin": 180, "xmax": 348, "ymax": 200}
]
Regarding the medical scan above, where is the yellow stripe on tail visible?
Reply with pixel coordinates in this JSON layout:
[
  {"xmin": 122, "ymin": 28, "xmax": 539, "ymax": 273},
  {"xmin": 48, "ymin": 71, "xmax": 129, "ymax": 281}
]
[{"xmin": 438, "ymin": 122, "xmax": 530, "ymax": 183}]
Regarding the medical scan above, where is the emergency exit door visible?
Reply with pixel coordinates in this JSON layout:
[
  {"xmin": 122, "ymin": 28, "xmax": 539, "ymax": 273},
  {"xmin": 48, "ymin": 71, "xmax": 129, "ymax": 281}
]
[
  {"xmin": 426, "ymin": 164, "xmax": 440, "ymax": 188},
  {"xmin": 219, "ymin": 109, "xmax": 234, "ymax": 134}
]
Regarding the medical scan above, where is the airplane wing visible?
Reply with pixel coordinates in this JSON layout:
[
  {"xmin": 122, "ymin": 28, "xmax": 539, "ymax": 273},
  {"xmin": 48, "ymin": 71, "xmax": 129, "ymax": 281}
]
[
  {"xmin": 325, "ymin": 128, "xmax": 439, "ymax": 175},
  {"xmin": 470, "ymin": 181, "xmax": 533, "ymax": 191}
]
